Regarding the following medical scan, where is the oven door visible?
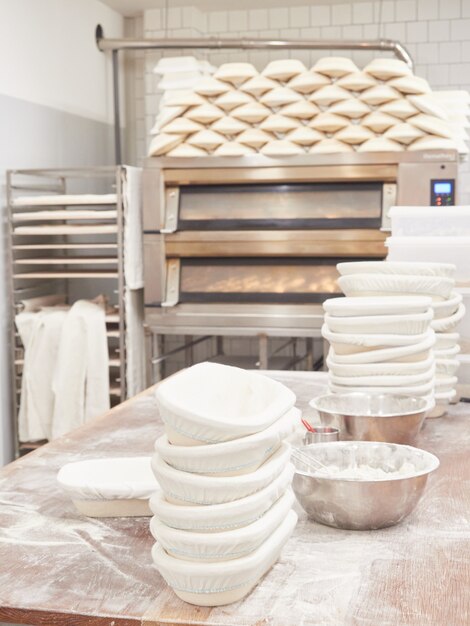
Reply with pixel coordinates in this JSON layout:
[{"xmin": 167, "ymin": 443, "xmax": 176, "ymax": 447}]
[
  {"xmin": 159, "ymin": 257, "xmax": 346, "ymax": 307},
  {"xmin": 164, "ymin": 182, "xmax": 386, "ymax": 232}
]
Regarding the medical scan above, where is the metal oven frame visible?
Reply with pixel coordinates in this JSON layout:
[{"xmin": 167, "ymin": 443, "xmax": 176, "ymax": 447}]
[{"xmin": 143, "ymin": 151, "xmax": 459, "ymax": 380}]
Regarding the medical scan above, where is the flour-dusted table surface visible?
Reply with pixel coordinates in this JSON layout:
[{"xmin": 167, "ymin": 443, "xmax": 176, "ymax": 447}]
[{"xmin": 0, "ymin": 371, "xmax": 469, "ymax": 626}]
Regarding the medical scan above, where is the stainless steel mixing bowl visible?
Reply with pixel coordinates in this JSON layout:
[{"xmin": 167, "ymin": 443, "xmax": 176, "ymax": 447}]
[
  {"xmin": 310, "ymin": 393, "xmax": 434, "ymax": 445},
  {"xmin": 292, "ymin": 441, "xmax": 439, "ymax": 530}
]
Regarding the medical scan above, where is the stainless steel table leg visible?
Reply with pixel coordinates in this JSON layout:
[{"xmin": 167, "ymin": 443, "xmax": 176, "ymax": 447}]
[{"xmin": 258, "ymin": 334, "xmax": 268, "ymax": 370}]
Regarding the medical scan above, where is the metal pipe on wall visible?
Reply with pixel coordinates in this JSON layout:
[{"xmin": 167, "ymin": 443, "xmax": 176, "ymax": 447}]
[{"xmin": 95, "ymin": 26, "xmax": 414, "ymax": 164}]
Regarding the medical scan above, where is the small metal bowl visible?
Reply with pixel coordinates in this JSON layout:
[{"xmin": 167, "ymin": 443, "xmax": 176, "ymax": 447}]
[
  {"xmin": 293, "ymin": 441, "xmax": 439, "ymax": 530},
  {"xmin": 310, "ymin": 393, "xmax": 434, "ymax": 445}
]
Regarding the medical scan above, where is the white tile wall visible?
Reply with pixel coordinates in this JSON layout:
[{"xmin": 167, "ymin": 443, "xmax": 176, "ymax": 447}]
[{"xmin": 125, "ymin": 0, "xmax": 470, "ymax": 374}]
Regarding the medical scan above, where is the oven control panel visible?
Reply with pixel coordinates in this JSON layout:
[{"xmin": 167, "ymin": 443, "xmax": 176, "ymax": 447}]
[{"xmin": 430, "ymin": 179, "xmax": 455, "ymax": 206}]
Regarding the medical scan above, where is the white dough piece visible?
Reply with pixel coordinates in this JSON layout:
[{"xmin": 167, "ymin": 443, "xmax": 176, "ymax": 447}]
[
  {"xmin": 211, "ymin": 116, "xmax": 249, "ymax": 136},
  {"xmin": 214, "ymin": 62, "xmax": 258, "ymax": 85},
  {"xmin": 259, "ymin": 115, "xmax": 302, "ymax": 133},
  {"xmin": 162, "ymin": 118, "xmax": 204, "ymax": 135},
  {"xmin": 280, "ymin": 100, "xmax": 320, "ymax": 119},
  {"xmin": 359, "ymin": 85, "xmax": 402, "ymax": 106},
  {"xmin": 363, "ymin": 58, "xmax": 412, "ymax": 80},
  {"xmin": 260, "ymin": 140, "xmax": 304, "ymax": 156},
  {"xmin": 155, "ymin": 362, "xmax": 296, "ymax": 444},
  {"xmin": 194, "ymin": 76, "xmax": 233, "ymax": 96},
  {"xmin": 214, "ymin": 90, "xmax": 255, "ymax": 111},
  {"xmin": 287, "ymin": 71, "xmax": 330, "ymax": 94},
  {"xmin": 167, "ymin": 144, "xmax": 207, "ymax": 157},
  {"xmin": 286, "ymin": 127, "xmax": 324, "ymax": 146},
  {"xmin": 408, "ymin": 94, "xmax": 448, "ymax": 120},
  {"xmin": 237, "ymin": 128, "xmax": 274, "ymax": 148},
  {"xmin": 309, "ymin": 85, "xmax": 351, "ymax": 107},
  {"xmin": 334, "ymin": 125, "xmax": 374, "ymax": 145},
  {"xmin": 384, "ymin": 123, "xmax": 425, "ymax": 145},
  {"xmin": 262, "ymin": 59, "xmax": 307, "ymax": 81},
  {"xmin": 164, "ymin": 91, "xmax": 207, "ymax": 107},
  {"xmin": 151, "ymin": 106, "xmax": 186, "ymax": 134},
  {"xmin": 361, "ymin": 111, "xmax": 398, "ymax": 132},
  {"xmin": 150, "ymin": 489, "xmax": 295, "ymax": 562},
  {"xmin": 152, "ymin": 442, "xmax": 291, "ymax": 505},
  {"xmin": 379, "ymin": 99, "xmax": 419, "ymax": 120},
  {"xmin": 357, "ymin": 138, "xmax": 404, "ymax": 152},
  {"xmin": 260, "ymin": 87, "xmax": 302, "ymax": 108},
  {"xmin": 187, "ymin": 130, "xmax": 226, "ymax": 151},
  {"xmin": 213, "ymin": 142, "xmax": 256, "ymax": 156},
  {"xmin": 239, "ymin": 75, "xmax": 279, "ymax": 97},
  {"xmin": 329, "ymin": 98, "xmax": 371, "ymax": 119},
  {"xmin": 336, "ymin": 72, "xmax": 378, "ymax": 91},
  {"xmin": 231, "ymin": 102, "xmax": 271, "ymax": 123},
  {"xmin": 148, "ymin": 133, "xmax": 183, "ymax": 156},
  {"xmin": 312, "ymin": 56, "xmax": 359, "ymax": 77},
  {"xmin": 309, "ymin": 112, "xmax": 349, "ymax": 132},
  {"xmin": 388, "ymin": 75, "xmax": 431, "ymax": 95},
  {"xmin": 309, "ymin": 139, "xmax": 354, "ymax": 153},
  {"xmin": 408, "ymin": 114, "xmax": 453, "ymax": 138},
  {"xmin": 408, "ymin": 136, "xmax": 456, "ymax": 151},
  {"xmin": 185, "ymin": 104, "xmax": 224, "ymax": 124},
  {"xmin": 151, "ymin": 510, "xmax": 298, "ymax": 606},
  {"xmin": 149, "ymin": 463, "xmax": 295, "ymax": 532}
]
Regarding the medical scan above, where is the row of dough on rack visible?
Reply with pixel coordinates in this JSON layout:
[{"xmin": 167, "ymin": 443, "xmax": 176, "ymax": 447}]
[{"xmin": 148, "ymin": 57, "xmax": 469, "ymax": 157}]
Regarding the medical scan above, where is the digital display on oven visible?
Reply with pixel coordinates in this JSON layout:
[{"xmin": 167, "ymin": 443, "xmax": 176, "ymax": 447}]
[{"xmin": 430, "ymin": 179, "xmax": 455, "ymax": 206}]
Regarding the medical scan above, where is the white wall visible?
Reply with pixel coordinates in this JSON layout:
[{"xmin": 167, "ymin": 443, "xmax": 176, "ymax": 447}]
[{"xmin": 0, "ymin": 0, "xmax": 124, "ymax": 465}]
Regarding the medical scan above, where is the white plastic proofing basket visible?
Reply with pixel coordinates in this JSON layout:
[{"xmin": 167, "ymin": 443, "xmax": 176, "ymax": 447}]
[
  {"xmin": 150, "ymin": 489, "xmax": 295, "ymax": 562},
  {"xmin": 435, "ymin": 332, "xmax": 460, "ymax": 351},
  {"xmin": 329, "ymin": 368, "xmax": 434, "ymax": 388},
  {"xmin": 329, "ymin": 379, "xmax": 435, "ymax": 397},
  {"xmin": 323, "ymin": 295, "xmax": 432, "ymax": 318},
  {"xmin": 149, "ymin": 463, "xmax": 294, "ymax": 532},
  {"xmin": 432, "ymin": 292, "xmax": 463, "ymax": 320},
  {"xmin": 327, "ymin": 330, "xmax": 436, "ymax": 364},
  {"xmin": 155, "ymin": 362, "xmax": 296, "ymax": 445},
  {"xmin": 431, "ymin": 304, "xmax": 466, "ymax": 332},
  {"xmin": 322, "ymin": 324, "xmax": 431, "ymax": 350},
  {"xmin": 337, "ymin": 261, "xmax": 456, "ymax": 278},
  {"xmin": 151, "ymin": 510, "xmax": 298, "ymax": 606},
  {"xmin": 155, "ymin": 407, "xmax": 299, "ymax": 477},
  {"xmin": 326, "ymin": 353, "xmax": 435, "ymax": 377},
  {"xmin": 152, "ymin": 442, "xmax": 291, "ymax": 505},
  {"xmin": 324, "ymin": 309, "xmax": 433, "ymax": 336},
  {"xmin": 338, "ymin": 274, "xmax": 455, "ymax": 301}
]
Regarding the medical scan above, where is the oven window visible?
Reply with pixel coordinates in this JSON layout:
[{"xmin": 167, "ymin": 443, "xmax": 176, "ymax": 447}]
[
  {"xmin": 179, "ymin": 258, "xmax": 342, "ymax": 304},
  {"xmin": 178, "ymin": 183, "xmax": 382, "ymax": 230}
]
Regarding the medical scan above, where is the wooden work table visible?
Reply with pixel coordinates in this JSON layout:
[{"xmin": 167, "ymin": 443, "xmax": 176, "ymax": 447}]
[{"xmin": 0, "ymin": 371, "xmax": 469, "ymax": 626}]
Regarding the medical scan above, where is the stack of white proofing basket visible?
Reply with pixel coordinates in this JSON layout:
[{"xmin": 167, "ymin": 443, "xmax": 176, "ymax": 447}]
[
  {"xmin": 323, "ymin": 261, "xmax": 464, "ymax": 417},
  {"xmin": 150, "ymin": 362, "xmax": 298, "ymax": 606}
]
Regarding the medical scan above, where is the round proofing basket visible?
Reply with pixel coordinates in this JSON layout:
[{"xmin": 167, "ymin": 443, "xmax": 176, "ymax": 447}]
[
  {"xmin": 324, "ymin": 309, "xmax": 433, "ymax": 336},
  {"xmin": 151, "ymin": 510, "xmax": 298, "ymax": 607},
  {"xmin": 434, "ymin": 332, "xmax": 460, "ymax": 351},
  {"xmin": 327, "ymin": 331, "xmax": 436, "ymax": 365},
  {"xmin": 154, "ymin": 408, "xmax": 299, "ymax": 477},
  {"xmin": 322, "ymin": 324, "xmax": 431, "ymax": 354},
  {"xmin": 151, "ymin": 442, "xmax": 291, "ymax": 505},
  {"xmin": 155, "ymin": 361, "xmax": 296, "ymax": 446},
  {"xmin": 432, "ymin": 291, "xmax": 462, "ymax": 320},
  {"xmin": 149, "ymin": 463, "xmax": 295, "ymax": 532},
  {"xmin": 150, "ymin": 489, "xmax": 295, "ymax": 563},
  {"xmin": 435, "ymin": 358, "xmax": 460, "ymax": 376},
  {"xmin": 431, "ymin": 303, "xmax": 466, "ymax": 332},
  {"xmin": 329, "ymin": 368, "xmax": 434, "ymax": 388},
  {"xmin": 323, "ymin": 295, "xmax": 432, "ymax": 318},
  {"xmin": 326, "ymin": 353, "xmax": 435, "ymax": 377},
  {"xmin": 336, "ymin": 261, "xmax": 456, "ymax": 278},
  {"xmin": 337, "ymin": 274, "xmax": 455, "ymax": 302},
  {"xmin": 329, "ymin": 379, "xmax": 435, "ymax": 397}
]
